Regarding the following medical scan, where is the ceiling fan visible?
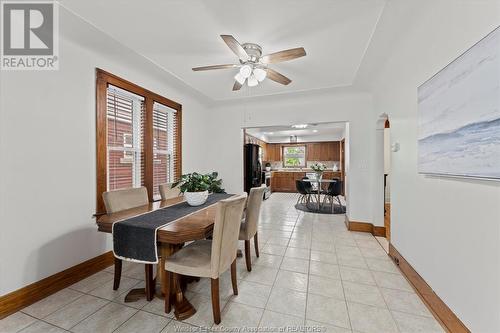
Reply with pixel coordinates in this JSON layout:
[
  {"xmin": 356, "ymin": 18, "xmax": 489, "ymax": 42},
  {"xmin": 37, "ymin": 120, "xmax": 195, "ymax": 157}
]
[{"xmin": 192, "ymin": 35, "xmax": 306, "ymax": 91}]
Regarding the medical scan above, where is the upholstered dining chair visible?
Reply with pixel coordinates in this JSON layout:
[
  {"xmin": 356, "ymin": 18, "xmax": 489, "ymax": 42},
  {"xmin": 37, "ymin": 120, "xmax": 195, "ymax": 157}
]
[
  {"xmin": 102, "ymin": 186, "xmax": 155, "ymax": 300},
  {"xmin": 239, "ymin": 185, "xmax": 266, "ymax": 271},
  {"xmin": 163, "ymin": 194, "xmax": 247, "ymax": 324},
  {"xmin": 159, "ymin": 183, "xmax": 181, "ymax": 200}
]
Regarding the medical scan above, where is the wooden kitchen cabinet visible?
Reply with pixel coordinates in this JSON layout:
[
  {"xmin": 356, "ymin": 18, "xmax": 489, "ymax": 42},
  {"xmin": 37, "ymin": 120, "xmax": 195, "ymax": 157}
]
[
  {"xmin": 306, "ymin": 142, "xmax": 340, "ymax": 161},
  {"xmin": 306, "ymin": 143, "xmax": 321, "ymax": 160},
  {"xmin": 271, "ymin": 171, "xmax": 305, "ymax": 192},
  {"xmin": 266, "ymin": 144, "xmax": 282, "ymax": 161},
  {"xmin": 264, "ymin": 141, "xmax": 340, "ymax": 162}
]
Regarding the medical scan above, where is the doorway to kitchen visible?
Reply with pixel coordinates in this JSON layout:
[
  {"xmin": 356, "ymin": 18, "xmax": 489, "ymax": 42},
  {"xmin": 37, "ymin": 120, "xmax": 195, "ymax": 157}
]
[{"xmin": 242, "ymin": 122, "xmax": 348, "ymax": 215}]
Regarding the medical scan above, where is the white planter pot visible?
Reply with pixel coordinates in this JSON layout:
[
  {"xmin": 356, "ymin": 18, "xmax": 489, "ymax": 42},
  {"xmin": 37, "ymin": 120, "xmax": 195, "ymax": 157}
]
[{"xmin": 184, "ymin": 190, "xmax": 209, "ymax": 206}]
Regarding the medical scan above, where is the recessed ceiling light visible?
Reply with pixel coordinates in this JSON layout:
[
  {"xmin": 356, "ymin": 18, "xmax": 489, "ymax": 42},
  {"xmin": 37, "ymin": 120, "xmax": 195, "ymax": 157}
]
[
  {"xmin": 292, "ymin": 124, "xmax": 308, "ymax": 129},
  {"xmin": 312, "ymin": 129, "xmax": 318, "ymax": 133}
]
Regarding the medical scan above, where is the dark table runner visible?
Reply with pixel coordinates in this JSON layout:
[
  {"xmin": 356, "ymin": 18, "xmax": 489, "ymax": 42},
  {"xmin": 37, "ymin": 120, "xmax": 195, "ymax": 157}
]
[{"xmin": 113, "ymin": 193, "xmax": 233, "ymax": 263}]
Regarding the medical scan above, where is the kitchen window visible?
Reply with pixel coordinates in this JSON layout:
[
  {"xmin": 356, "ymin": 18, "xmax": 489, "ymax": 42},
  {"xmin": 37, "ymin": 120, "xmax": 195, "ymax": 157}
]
[
  {"xmin": 283, "ymin": 145, "xmax": 306, "ymax": 167},
  {"xmin": 96, "ymin": 69, "xmax": 182, "ymax": 213}
]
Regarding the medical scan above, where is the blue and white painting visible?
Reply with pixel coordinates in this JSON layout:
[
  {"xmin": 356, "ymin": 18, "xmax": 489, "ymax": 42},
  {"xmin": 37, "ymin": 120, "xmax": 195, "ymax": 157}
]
[{"xmin": 418, "ymin": 26, "xmax": 500, "ymax": 180}]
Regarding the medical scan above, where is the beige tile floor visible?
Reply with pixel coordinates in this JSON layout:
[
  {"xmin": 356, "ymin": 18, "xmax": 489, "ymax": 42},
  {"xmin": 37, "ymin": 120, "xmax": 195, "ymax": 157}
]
[{"xmin": 0, "ymin": 193, "xmax": 444, "ymax": 333}]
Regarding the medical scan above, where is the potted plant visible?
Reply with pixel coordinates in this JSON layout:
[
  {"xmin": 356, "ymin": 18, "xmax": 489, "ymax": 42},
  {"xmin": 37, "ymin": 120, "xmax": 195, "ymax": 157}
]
[
  {"xmin": 310, "ymin": 162, "xmax": 327, "ymax": 180},
  {"xmin": 172, "ymin": 172, "xmax": 225, "ymax": 206}
]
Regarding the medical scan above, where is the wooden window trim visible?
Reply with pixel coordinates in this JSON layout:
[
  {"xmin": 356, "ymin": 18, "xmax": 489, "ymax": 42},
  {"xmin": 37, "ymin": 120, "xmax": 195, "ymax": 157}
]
[{"xmin": 96, "ymin": 68, "xmax": 182, "ymax": 214}]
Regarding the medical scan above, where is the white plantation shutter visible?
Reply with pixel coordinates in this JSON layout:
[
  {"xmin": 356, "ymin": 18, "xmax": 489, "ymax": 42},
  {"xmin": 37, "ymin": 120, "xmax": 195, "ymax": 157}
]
[
  {"xmin": 106, "ymin": 86, "xmax": 145, "ymax": 191},
  {"xmin": 152, "ymin": 102, "xmax": 178, "ymax": 199}
]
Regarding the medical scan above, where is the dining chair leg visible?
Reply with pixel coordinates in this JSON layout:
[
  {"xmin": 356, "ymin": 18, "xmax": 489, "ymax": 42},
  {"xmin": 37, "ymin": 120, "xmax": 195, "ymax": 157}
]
[
  {"xmin": 145, "ymin": 264, "xmax": 154, "ymax": 301},
  {"xmin": 164, "ymin": 270, "xmax": 171, "ymax": 313},
  {"xmin": 254, "ymin": 232, "xmax": 260, "ymax": 258},
  {"xmin": 244, "ymin": 240, "xmax": 252, "ymax": 272},
  {"xmin": 230, "ymin": 259, "xmax": 238, "ymax": 295},
  {"xmin": 336, "ymin": 196, "xmax": 344, "ymax": 213},
  {"xmin": 211, "ymin": 278, "xmax": 221, "ymax": 324},
  {"xmin": 113, "ymin": 258, "xmax": 122, "ymax": 290}
]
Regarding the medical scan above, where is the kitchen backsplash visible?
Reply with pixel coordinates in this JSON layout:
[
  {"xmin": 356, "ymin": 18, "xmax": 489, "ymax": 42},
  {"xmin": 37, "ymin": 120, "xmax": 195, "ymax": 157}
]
[{"xmin": 266, "ymin": 161, "xmax": 340, "ymax": 170}]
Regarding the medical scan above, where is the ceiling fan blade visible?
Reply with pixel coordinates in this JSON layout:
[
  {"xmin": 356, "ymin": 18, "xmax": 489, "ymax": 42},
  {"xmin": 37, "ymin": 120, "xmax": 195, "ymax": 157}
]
[
  {"xmin": 232, "ymin": 80, "xmax": 244, "ymax": 91},
  {"xmin": 192, "ymin": 64, "xmax": 238, "ymax": 71},
  {"xmin": 266, "ymin": 68, "xmax": 292, "ymax": 85},
  {"xmin": 220, "ymin": 35, "xmax": 250, "ymax": 61},
  {"xmin": 260, "ymin": 47, "xmax": 306, "ymax": 64}
]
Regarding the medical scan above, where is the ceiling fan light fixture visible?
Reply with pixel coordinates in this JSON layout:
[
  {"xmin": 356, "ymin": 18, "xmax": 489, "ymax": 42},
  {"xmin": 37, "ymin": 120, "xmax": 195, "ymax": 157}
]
[
  {"xmin": 247, "ymin": 74, "xmax": 259, "ymax": 87},
  {"xmin": 239, "ymin": 64, "xmax": 253, "ymax": 78},
  {"xmin": 234, "ymin": 72, "xmax": 246, "ymax": 85},
  {"xmin": 253, "ymin": 68, "xmax": 267, "ymax": 82}
]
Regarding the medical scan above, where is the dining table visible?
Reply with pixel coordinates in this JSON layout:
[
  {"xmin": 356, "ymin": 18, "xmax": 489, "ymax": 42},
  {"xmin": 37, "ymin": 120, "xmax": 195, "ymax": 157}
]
[
  {"xmin": 96, "ymin": 195, "xmax": 234, "ymax": 320},
  {"xmin": 302, "ymin": 178, "xmax": 337, "ymax": 211}
]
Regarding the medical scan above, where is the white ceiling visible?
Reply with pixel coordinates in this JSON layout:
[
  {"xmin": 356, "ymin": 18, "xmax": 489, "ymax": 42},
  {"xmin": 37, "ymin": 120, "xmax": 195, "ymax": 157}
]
[
  {"xmin": 60, "ymin": 0, "xmax": 386, "ymax": 101},
  {"xmin": 246, "ymin": 122, "xmax": 346, "ymax": 143}
]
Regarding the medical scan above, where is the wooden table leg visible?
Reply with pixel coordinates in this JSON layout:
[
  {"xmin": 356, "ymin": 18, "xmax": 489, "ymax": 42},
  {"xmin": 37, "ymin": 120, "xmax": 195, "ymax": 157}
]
[
  {"xmin": 159, "ymin": 243, "xmax": 197, "ymax": 320},
  {"xmin": 172, "ymin": 272, "xmax": 196, "ymax": 320},
  {"xmin": 124, "ymin": 244, "xmax": 171, "ymax": 303},
  {"xmin": 156, "ymin": 243, "xmax": 174, "ymax": 298}
]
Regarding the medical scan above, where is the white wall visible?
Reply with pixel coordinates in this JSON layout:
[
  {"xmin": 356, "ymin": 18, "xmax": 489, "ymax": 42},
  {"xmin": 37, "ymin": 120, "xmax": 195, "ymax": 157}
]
[
  {"xmin": 367, "ymin": 1, "xmax": 500, "ymax": 331},
  {"xmin": 0, "ymin": 7, "xmax": 211, "ymax": 295},
  {"xmin": 208, "ymin": 89, "xmax": 378, "ymax": 224}
]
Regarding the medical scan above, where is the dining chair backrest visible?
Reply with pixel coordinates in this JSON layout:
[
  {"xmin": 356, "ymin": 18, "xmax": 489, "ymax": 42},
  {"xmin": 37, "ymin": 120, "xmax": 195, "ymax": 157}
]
[
  {"xmin": 210, "ymin": 194, "xmax": 247, "ymax": 279},
  {"xmin": 243, "ymin": 186, "xmax": 266, "ymax": 239},
  {"xmin": 295, "ymin": 180, "xmax": 308, "ymax": 195},
  {"xmin": 301, "ymin": 177, "xmax": 313, "ymax": 192},
  {"xmin": 327, "ymin": 179, "xmax": 342, "ymax": 196},
  {"xmin": 102, "ymin": 187, "xmax": 149, "ymax": 213},
  {"xmin": 159, "ymin": 183, "xmax": 181, "ymax": 200}
]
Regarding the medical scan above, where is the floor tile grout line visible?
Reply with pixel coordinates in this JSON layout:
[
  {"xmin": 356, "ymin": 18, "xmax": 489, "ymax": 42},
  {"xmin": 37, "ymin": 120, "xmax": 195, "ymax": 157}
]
[
  {"xmin": 110, "ymin": 310, "xmax": 172, "ymax": 333},
  {"xmin": 332, "ymin": 216, "xmax": 354, "ymax": 331},
  {"xmin": 20, "ymin": 291, "xmax": 87, "ymax": 320},
  {"xmin": 256, "ymin": 211, "xmax": 301, "ymax": 328},
  {"xmin": 12, "ymin": 313, "xmax": 39, "ymax": 333},
  {"xmin": 66, "ymin": 297, "xmax": 117, "ymax": 331},
  {"xmin": 302, "ymin": 209, "xmax": 313, "ymax": 326}
]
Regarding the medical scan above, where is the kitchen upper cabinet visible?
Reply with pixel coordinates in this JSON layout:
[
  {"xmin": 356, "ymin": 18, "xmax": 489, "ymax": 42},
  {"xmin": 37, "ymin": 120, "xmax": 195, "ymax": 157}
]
[
  {"xmin": 264, "ymin": 141, "xmax": 340, "ymax": 162},
  {"xmin": 306, "ymin": 143, "xmax": 321, "ymax": 160},
  {"xmin": 266, "ymin": 144, "xmax": 282, "ymax": 161},
  {"xmin": 306, "ymin": 142, "xmax": 340, "ymax": 161},
  {"xmin": 321, "ymin": 142, "xmax": 340, "ymax": 161}
]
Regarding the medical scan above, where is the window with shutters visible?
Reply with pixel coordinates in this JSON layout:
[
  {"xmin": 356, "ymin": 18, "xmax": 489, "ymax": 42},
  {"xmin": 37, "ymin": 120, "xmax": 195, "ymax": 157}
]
[
  {"xmin": 106, "ymin": 86, "xmax": 144, "ymax": 190},
  {"xmin": 96, "ymin": 69, "xmax": 182, "ymax": 213},
  {"xmin": 152, "ymin": 102, "xmax": 178, "ymax": 200}
]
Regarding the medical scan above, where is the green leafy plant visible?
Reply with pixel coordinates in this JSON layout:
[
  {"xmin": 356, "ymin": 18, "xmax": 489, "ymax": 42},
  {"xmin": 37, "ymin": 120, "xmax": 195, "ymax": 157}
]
[{"xmin": 172, "ymin": 172, "xmax": 225, "ymax": 193}]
